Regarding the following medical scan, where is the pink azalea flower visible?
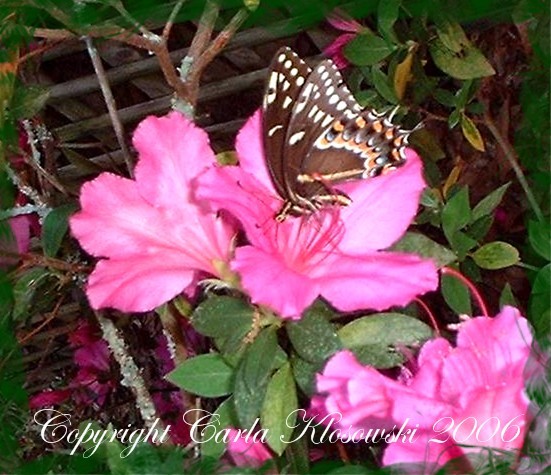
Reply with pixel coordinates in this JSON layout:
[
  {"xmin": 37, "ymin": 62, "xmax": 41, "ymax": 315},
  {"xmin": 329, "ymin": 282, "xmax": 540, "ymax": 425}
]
[
  {"xmin": 226, "ymin": 428, "xmax": 273, "ymax": 468},
  {"xmin": 313, "ymin": 306, "xmax": 535, "ymax": 473},
  {"xmin": 324, "ymin": 13, "xmax": 363, "ymax": 69},
  {"xmin": 70, "ymin": 112, "xmax": 236, "ymax": 312},
  {"xmin": 196, "ymin": 111, "xmax": 438, "ymax": 319}
]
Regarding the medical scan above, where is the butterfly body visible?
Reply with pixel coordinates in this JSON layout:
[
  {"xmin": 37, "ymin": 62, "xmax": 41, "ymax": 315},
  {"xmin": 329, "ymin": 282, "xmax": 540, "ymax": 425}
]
[{"xmin": 262, "ymin": 47, "xmax": 412, "ymax": 221}]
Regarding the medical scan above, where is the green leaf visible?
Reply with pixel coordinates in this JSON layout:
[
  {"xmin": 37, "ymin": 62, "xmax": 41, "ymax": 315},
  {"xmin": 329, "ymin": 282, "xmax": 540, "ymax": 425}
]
[
  {"xmin": 10, "ymin": 85, "xmax": 50, "ymax": 119},
  {"xmin": 344, "ymin": 31, "xmax": 396, "ymax": 66},
  {"xmin": 441, "ymin": 272, "xmax": 472, "ymax": 315},
  {"xmin": 191, "ymin": 296, "xmax": 254, "ymax": 353},
  {"xmin": 448, "ymin": 231, "xmax": 478, "ymax": 260},
  {"xmin": 371, "ymin": 66, "xmax": 398, "ymax": 103},
  {"xmin": 261, "ymin": 362, "xmax": 297, "ymax": 455},
  {"xmin": 499, "ymin": 283, "xmax": 517, "ymax": 309},
  {"xmin": 460, "ymin": 112, "xmax": 485, "ymax": 151},
  {"xmin": 442, "ymin": 187, "xmax": 471, "ymax": 242},
  {"xmin": 448, "ymin": 108, "xmax": 461, "ymax": 128},
  {"xmin": 435, "ymin": 19, "xmax": 467, "ymax": 52},
  {"xmin": 528, "ymin": 220, "xmax": 551, "ymax": 261},
  {"xmin": 433, "ymin": 88, "xmax": 457, "ymax": 107},
  {"xmin": 529, "ymin": 264, "xmax": 550, "ymax": 337},
  {"xmin": 471, "ymin": 183, "xmax": 510, "ymax": 222},
  {"xmin": 472, "ymin": 242, "xmax": 520, "ymax": 269},
  {"xmin": 12, "ymin": 268, "xmax": 53, "ymax": 321},
  {"xmin": 41, "ymin": 203, "xmax": 78, "ymax": 257},
  {"xmin": 420, "ymin": 188, "xmax": 442, "ymax": 208},
  {"xmin": 467, "ymin": 215, "xmax": 493, "ymax": 241},
  {"xmin": 338, "ymin": 313, "xmax": 433, "ymax": 368},
  {"xmin": 391, "ymin": 232, "xmax": 456, "ymax": 267},
  {"xmin": 201, "ymin": 397, "xmax": 238, "ymax": 460},
  {"xmin": 233, "ymin": 328, "xmax": 278, "ymax": 427},
  {"xmin": 429, "ymin": 37, "xmax": 495, "ymax": 80},
  {"xmin": 455, "ymin": 80, "xmax": 475, "ymax": 109},
  {"xmin": 377, "ymin": 0, "xmax": 401, "ymax": 43},
  {"xmin": 287, "ymin": 304, "xmax": 342, "ymax": 364},
  {"xmin": 291, "ymin": 355, "xmax": 321, "ymax": 396},
  {"xmin": 167, "ymin": 353, "xmax": 233, "ymax": 397}
]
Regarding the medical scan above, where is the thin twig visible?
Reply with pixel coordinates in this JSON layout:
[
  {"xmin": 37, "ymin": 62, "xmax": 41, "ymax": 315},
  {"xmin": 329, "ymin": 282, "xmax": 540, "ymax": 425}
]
[
  {"xmin": 33, "ymin": 26, "xmax": 153, "ymax": 50},
  {"xmin": 176, "ymin": 0, "xmax": 220, "ymax": 112},
  {"xmin": 22, "ymin": 120, "xmax": 68, "ymax": 196},
  {"xmin": 110, "ymin": 0, "xmax": 154, "ymax": 38},
  {"xmin": 163, "ymin": 0, "xmax": 187, "ymax": 40},
  {"xmin": 195, "ymin": 8, "xmax": 249, "ymax": 75},
  {"xmin": 84, "ymin": 36, "xmax": 134, "ymax": 177},
  {"xmin": 483, "ymin": 114, "xmax": 544, "ymax": 221},
  {"xmin": 18, "ymin": 297, "xmax": 64, "ymax": 345}
]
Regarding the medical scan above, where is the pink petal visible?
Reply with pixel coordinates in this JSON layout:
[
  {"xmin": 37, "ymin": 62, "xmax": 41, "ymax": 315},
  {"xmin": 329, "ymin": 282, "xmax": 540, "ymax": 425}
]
[
  {"xmin": 456, "ymin": 385, "xmax": 530, "ymax": 452},
  {"xmin": 383, "ymin": 428, "xmax": 463, "ymax": 470},
  {"xmin": 72, "ymin": 173, "xmax": 232, "ymax": 270},
  {"xmin": 234, "ymin": 110, "xmax": 276, "ymax": 193},
  {"xmin": 326, "ymin": 13, "xmax": 363, "ymax": 33},
  {"xmin": 323, "ymin": 34, "xmax": 356, "ymax": 69},
  {"xmin": 71, "ymin": 173, "xmax": 174, "ymax": 258},
  {"xmin": 0, "ymin": 215, "xmax": 31, "ymax": 266},
  {"xmin": 29, "ymin": 389, "xmax": 71, "ymax": 408},
  {"xmin": 457, "ymin": 307, "xmax": 532, "ymax": 364},
  {"xmin": 226, "ymin": 428, "xmax": 272, "ymax": 468},
  {"xmin": 409, "ymin": 338, "xmax": 452, "ymax": 397},
  {"xmin": 231, "ymin": 245, "xmax": 320, "ymax": 319},
  {"xmin": 85, "ymin": 255, "xmax": 196, "ymax": 312},
  {"xmin": 133, "ymin": 112, "xmax": 216, "ymax": 207},
  {"xmin": 338, "ymin": 148, "xmax": 427, "ymax": 253},
  {"xmin": 195, "ymin": 164, "xmax": 279, "ymax": 250},
  {"xmin": 316, "ymin": 251, "xmax": 438, "ymax": 312},
  {"xmin": 317, "ymin": 351, "xmax": 365, "ymax": 387},
  {"xmin": 9, "ymin": 215, "xmax": 31, "ymax": 254}
]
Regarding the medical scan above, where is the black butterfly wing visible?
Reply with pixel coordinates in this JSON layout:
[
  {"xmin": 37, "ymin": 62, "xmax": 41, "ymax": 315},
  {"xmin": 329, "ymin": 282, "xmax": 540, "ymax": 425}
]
[
  {"xmin": 283, "ymin": 58, "xmax": 365, "ymax": 200},
  {"xmin": 262, "ymin": 47, "xmax": 311, "ymax": 200}
]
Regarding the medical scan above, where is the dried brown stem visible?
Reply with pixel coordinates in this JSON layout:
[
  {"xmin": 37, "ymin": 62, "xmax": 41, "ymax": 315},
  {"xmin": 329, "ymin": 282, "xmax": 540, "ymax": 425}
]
[
  {"xmin": 482, "ymin": 113, "xmax": 543, "ymax": 221},
  {"xmin": 18, "ymin": 297, "xmax": 64, "ymax": 345},
  {"xmin": 85, "ymin": 36, "xmax": 134, "ymax": 177},
  {"xmin": 9, "ymin": 251, "xmax": 90, "ymax": 273}
]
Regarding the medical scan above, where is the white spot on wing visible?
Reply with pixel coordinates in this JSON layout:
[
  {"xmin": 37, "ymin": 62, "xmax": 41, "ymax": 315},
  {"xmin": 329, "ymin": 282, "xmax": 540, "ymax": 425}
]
[
  {"xmin": 308, "ymin": 104, "xmax": 319, "ymax": 118},
  {"xmin": 321, "ymin": 115, "xmax": 334, "ymax": 128},
  {"xmin": 296, "ymin": 76, "xmax": 305, "ymax": 86},
  {"xmin": 329, "ymin": 94, "xmax": 339, "ymax": 105},
  {"xmin": 283, "ymin": 96, "xmax": 293, "ymax": 109},
  {"xmin": 268, "ymin": 125, "xmax": 283, "ymax": 136},
  {"xmin": 314, "ymin": 110, "xmax": 324, "ymax": 123},
  {"xmin": 284, "ymin": 59, "xmax": 292, "ymax": 68},
  {"xmin": 289, "ymin": 131, "xmax": 306, "ymax": 144},
  {"xmin": 336, "ymin": 100, "xmax": 347, "ymax": 111},
  {"xmin": 290, "ymin": 67, "xmax": 298, "ymax": 76}
]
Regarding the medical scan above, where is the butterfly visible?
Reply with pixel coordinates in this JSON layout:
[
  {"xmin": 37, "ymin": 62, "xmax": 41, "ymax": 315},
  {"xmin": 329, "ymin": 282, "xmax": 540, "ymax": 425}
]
[{"xmin": 262, "ymin": 47, "xmax": 413, "ymax": 221}]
